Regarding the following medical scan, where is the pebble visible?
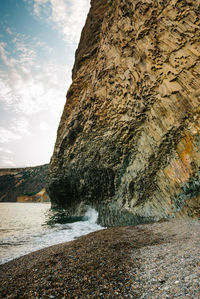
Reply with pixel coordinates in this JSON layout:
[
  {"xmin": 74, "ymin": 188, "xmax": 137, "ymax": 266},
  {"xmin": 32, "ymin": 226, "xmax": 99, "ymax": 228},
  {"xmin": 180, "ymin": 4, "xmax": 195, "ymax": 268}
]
[
  {"xmin": 128, "ymin": 220, "xmax": 200, "ymax": 299},
  {"xmin": 0, "ymin": 219, "xmax": 199, "ymax": 298}
]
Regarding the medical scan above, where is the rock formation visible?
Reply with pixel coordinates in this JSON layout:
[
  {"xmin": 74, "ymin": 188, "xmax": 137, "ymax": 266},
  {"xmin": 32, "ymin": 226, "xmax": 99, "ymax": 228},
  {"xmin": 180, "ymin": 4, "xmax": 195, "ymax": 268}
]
[
  {"xmin": 47, "ymin": 0, "xmax": 200, "ymax": 226},
  {"xmin": 17, "ymin": 189, "xmax": 49, "ymax": 203},
  {"xmin": 0, "ymin": 165, "xmax": 49, "ymax": 202}
]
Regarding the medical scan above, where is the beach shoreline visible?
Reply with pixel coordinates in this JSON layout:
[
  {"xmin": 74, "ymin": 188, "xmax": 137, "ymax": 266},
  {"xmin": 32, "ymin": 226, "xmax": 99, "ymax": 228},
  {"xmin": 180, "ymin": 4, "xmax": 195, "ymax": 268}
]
[{"xmin": 0, "ymin": 219, "xmax": 199, "ymax": 298}]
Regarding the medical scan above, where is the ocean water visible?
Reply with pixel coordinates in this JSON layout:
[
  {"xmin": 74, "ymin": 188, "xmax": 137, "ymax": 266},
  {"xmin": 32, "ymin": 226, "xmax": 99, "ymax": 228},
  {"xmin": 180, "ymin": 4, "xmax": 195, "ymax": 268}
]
[{"xmin": 0, "ymin": 203, "xmax": 103, "ymax": 264}]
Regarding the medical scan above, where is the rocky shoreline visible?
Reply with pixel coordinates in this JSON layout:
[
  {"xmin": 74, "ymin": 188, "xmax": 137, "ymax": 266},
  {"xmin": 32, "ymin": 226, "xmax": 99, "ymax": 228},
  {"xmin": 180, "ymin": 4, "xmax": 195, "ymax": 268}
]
[{"xmin": 0, "ymin": 219, "xmax": 199, "ymax": 298}]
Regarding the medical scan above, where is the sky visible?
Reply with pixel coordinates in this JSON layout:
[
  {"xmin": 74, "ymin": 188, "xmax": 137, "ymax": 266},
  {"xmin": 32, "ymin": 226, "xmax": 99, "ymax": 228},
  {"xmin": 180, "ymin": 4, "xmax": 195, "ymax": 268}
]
[{"xmin": 0, "ymin": 0, "xmax": 90, "ymax": 168}]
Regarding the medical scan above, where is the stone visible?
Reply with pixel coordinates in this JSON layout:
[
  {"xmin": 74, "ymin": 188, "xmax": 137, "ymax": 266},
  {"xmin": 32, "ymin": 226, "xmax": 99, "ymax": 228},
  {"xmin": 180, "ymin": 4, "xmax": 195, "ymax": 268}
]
[{"xmin": 47, "ymin": 0, "xmax": 200, "ymax": 226}]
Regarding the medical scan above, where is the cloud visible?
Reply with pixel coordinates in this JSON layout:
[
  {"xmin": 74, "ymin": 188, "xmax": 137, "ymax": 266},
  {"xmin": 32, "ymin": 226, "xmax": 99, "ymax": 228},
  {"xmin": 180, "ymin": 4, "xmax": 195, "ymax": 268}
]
[
  {"xmin": 0, "ymin": 38, "xmax": 68, "ymax": 116},
  {"xmin": 32, "ymin": 0, "xmax": 90, "ymax": 44},
  {"xmin": 0, "ymin": 147, "xmax": 13, "ymax": 154},
  {"xmin": 11, "ymin": 117, "xmax": 31, "ymax": 136},
  {"xmin": 0, "ymin": 0, "xmax": 87, "ymax": 117},
  {"xmin": 0, "ymin": 42, "xmax": 13, "ymax": 67},
  {"xmin": 33, "ymin": 0, "xmax": 48, "ymax": 15},
  {"xmin": 0, "ymin": 0, "xmax": 90, "ymax": 167},
  {"xmin": 39, "ymin": 121, "xmax": 50, "ymax": 131},
  {"xmin": 0, "ymin": 117, "xmax": 31, "ymax": 144},
  {"xmin": 0, "ymin": 127, "xmax": 21, "ymax": 143},
  {"xmin": 15, "ymin": 42, "xmax": 37, "ymax": 68},
  {"xmin": 0, "ymin": 158, "xmax": 16, "ymax": 167},
  {"xmin": 0, "ymin": 147, "xmax": 15, "ymax": 168},
  {"xmin": 6, "ymin": 27, "xmax": 13, "ymax": 35},
  {"xmin": 0, "ymin": 77, "xmax": 12, "ymax": 102},
  {"xmin": 0, "ymin": 38, "xmax": 36, "ymax": 73},
  {"xmin": 34, "ymin": 40, "xmax": 53, "ymax": 54}
]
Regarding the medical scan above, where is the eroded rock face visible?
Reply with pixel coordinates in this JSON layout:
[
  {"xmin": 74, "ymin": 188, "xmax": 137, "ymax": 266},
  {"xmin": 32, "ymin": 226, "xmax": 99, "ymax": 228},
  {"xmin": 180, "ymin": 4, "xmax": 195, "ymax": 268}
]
[
  {"xmin": 0, "ymin": 165, "xmax": 49, "ymax": 202},
  {"xmin": 47, "ymin": 0, "xmax": 200, "ymax": 226}
]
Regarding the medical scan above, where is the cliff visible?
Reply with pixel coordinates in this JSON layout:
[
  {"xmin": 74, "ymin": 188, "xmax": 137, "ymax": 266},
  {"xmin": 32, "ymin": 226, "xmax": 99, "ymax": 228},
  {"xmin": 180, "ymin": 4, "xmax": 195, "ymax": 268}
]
[
  {"xmin": 0, "ymin": 165, "xmax": 49, "ymax": 202},
  {"xmin": 47, "ymin": 0, "xmax": 200, "ymax": 226}
]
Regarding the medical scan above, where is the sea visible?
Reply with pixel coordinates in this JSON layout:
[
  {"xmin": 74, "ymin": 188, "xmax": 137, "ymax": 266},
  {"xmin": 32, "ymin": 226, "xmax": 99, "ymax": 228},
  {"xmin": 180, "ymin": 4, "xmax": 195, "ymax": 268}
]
[{"xmin": 0, "ymin": 203, "xmax": 103, "ymax": 264}]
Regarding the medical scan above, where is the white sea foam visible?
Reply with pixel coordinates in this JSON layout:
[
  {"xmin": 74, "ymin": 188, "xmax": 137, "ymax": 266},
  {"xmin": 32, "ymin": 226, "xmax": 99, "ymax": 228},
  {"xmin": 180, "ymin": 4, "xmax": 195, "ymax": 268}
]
[{"xmin": 0, "ymin": 203, "xmax": 103, "ymax": 264}]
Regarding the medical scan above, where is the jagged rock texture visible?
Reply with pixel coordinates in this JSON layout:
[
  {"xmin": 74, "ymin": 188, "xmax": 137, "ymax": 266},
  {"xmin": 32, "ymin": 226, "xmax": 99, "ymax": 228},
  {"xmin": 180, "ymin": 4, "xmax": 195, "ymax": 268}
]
[
  {"xmin": 0, "ymin": 165, "xmax": 49, "ymax": 202},
  {"xmin": 47, "ymin": 0, "xmax": 200, "ymax": 226}
]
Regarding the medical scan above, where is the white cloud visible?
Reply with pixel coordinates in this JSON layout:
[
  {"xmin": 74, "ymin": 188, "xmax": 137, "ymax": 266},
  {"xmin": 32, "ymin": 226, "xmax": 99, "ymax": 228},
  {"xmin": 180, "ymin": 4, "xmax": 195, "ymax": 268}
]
[
  {"xmin": 39, "ymin": 121, "xmax": 50, "ymax": 131},
  {"xmin": 0, "ymin": 39, "xmax": 68, "ymax": 115},
  {"xmin": 0, "ymin": 78, "xmax": 12, "ymax": 102},
  {"xmin": 50, "ymin": 0, "xmax": 67, "ymax": 23},
  {"xmin": 0, "ymin": 68, "xmax": 67, "ymax": 115},
  {"xmin": 33, "ymin": 0, "xmax": 48, "ymax": 15},
  {"xmin": 16, "ymin": 42, "xmax": 37, "ymax": 67},
  {"xmin": 0, "ymin": 0, "xmax": 87, "ymax": 117},
  {"xmin": 0, "ymin": 0, "xmax": 90, "ymax": 167},
  {"xmin": 0, "ymin": 117, "xmax": 31, "ymax": 144},
  {"xmin": 1, "ymin": 35, "xmax": 38, "ymax": 69},
  {"xmin": 1, "ymin": 158, "xmax": 16, "ymax": 167},
  {"xmin": 34, "ymin": 40, "xmax": 53, "ymax": 54},
  {"xmin": 0, "ymin": 127, "xmax": 21, "ymax": 143},
  {"xmin": 0, "ymin": 147, "xmax": 13, "ymax": 154},
  {"xmin": 6, "ymin": 27, "xmax": 13, "ymax": 35},
  {"xmin": 0, "ymin": 42, "xmax": 13, "ymax": 67},
  {"xmin": 11, "ymin": 117, "xmax": 31, "ymax": 136},
  {"xmin": 32, "ymin": 0, "xmax": 90, "ymax": 44}
]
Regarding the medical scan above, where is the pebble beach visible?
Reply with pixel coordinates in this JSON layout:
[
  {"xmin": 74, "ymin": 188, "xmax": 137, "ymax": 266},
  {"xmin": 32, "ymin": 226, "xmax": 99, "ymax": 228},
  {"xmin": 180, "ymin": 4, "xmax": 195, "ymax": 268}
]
[{"xmin": 0, "ymin": 219, "xmax": 199, "ymax": 298}]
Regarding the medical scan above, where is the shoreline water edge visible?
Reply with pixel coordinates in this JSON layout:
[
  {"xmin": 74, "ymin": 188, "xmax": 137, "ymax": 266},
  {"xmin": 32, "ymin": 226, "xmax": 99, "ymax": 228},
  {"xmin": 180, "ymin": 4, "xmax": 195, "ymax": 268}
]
[
  {"xmin": 0, "ymin": 203, "xmax": 103, "ymax": 265},
  {"xmin": 0, "ymin": 219, "xmax": 199, "ymax": 298}
]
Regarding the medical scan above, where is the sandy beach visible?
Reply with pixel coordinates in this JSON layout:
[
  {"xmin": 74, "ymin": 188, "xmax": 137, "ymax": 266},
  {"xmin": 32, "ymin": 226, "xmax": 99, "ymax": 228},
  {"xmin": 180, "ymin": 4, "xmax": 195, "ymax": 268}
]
[{"xmin": 0, "ymin": 219, "xmax": 199, "ymax": 298}]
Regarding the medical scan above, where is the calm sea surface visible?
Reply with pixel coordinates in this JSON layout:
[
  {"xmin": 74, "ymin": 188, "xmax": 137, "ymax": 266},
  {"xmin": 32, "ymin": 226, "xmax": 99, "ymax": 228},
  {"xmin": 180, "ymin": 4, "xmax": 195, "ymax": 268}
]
[{"xmin": 0, "ymin": 203, "xmax": 102, "ymax": 264}]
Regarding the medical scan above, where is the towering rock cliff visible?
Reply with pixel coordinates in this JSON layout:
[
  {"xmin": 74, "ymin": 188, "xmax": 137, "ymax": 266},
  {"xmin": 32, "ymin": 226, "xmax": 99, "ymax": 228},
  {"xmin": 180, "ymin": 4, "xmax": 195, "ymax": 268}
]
[{"xmin": 47, "ymin": 0, "xmax": 200, "ymax": 226}]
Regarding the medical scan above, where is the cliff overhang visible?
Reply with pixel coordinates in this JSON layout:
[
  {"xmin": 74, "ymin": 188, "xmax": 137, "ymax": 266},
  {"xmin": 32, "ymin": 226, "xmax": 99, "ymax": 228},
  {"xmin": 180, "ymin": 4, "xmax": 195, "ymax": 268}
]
[{"xmin": 47, "ymin": 0, "xmax": 200, "ymax": 226}]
